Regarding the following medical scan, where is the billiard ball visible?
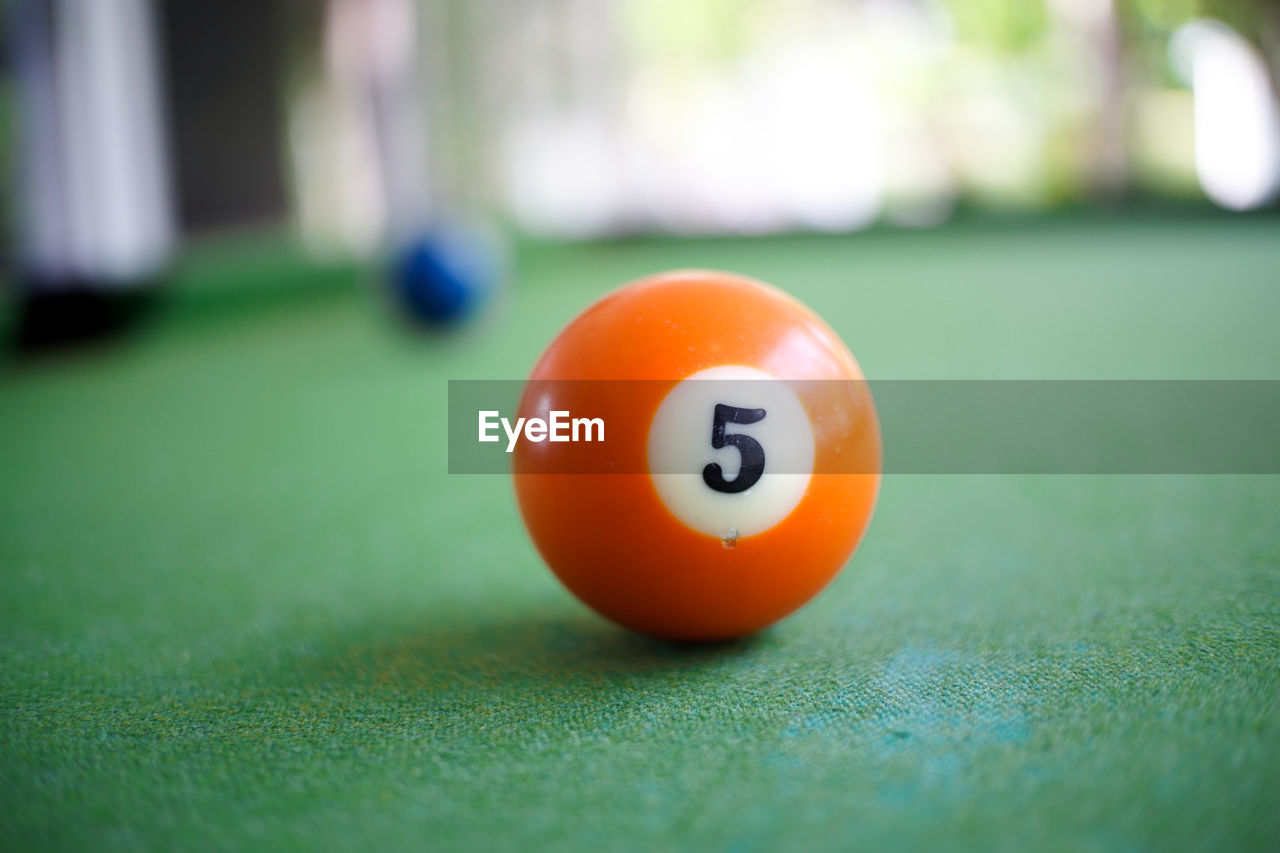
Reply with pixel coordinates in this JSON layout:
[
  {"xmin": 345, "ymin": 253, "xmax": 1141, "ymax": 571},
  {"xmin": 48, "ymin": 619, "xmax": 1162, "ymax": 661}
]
[
  {"xmin": 389, "ymin": 226, "xmax": 495, "ymax": 328},
  {"xmin": 512, "ymin": 270, "xmax": 881, "ymax": 641}
]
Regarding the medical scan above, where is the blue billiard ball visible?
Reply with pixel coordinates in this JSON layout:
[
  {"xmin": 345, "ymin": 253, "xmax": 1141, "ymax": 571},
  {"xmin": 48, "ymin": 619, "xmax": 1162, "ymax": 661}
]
[{"xmin": 390, "ymin": 227, "xmax": 495, "ymax": 328}]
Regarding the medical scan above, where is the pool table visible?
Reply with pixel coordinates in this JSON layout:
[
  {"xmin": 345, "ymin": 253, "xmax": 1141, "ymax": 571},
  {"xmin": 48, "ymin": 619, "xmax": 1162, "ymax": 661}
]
[{"xmin": 2, "ymin": 212, "xmax": 1278, "ymax": 849}]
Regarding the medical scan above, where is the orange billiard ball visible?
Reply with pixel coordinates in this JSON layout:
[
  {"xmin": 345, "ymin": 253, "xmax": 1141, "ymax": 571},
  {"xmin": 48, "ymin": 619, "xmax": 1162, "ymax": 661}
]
[{"xmin": 512, "ymin": 270, "xmax": 880, "ymax": 641}]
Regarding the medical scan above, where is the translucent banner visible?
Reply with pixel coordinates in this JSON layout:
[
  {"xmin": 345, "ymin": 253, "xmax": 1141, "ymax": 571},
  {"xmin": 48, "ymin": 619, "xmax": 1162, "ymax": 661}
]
[{"xmin": 447, "ymin": 380, "xmax": 1280, "ymax": 474}]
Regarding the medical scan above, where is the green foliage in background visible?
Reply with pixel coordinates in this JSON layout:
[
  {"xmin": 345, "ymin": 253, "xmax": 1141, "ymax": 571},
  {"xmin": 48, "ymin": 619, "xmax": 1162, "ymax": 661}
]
[
  {"xmin": 1129, "ymin": 0, "xmax": 1198, "ymax": 31},
  {"xmin": 622, "ymin": 0, "xmax": 778, "ymax": 66},
  {"xmin": 1125, "ymin": 0, "xmax": 1280, "ymax": 88},
  {"xmin": 941, "ymin": 0, "xmax": 1047, "ymax": 53}
]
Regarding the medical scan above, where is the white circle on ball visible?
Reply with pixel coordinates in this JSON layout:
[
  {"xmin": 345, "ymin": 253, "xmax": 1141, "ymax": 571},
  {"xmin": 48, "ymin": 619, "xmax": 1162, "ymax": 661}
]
[{"xmin": 647, "ymin": 365, "xmax": 815, "ymax": 541}]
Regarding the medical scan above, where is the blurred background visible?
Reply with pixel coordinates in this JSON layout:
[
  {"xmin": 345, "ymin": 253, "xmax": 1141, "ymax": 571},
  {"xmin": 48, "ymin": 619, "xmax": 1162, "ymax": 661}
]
[{"xmin": 1, "ymin": 0, "xmax": 1278, "ymax": 343}]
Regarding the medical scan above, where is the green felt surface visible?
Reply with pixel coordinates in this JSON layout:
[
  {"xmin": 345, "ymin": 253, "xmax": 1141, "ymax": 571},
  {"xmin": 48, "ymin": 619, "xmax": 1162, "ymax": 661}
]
[{"xmin": 2, "ymin": 214, "xmax": 1279, "ymax": 850}]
